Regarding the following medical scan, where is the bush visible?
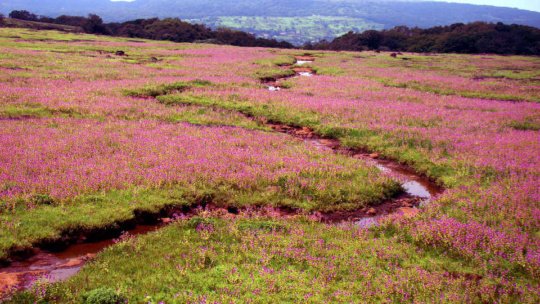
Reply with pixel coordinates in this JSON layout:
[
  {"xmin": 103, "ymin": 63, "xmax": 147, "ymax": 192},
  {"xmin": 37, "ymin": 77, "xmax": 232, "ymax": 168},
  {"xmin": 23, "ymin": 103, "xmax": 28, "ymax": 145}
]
[
  {"xmin": 238, "ymin": 220, "xmax": 288, "ymax": 232},
  {"xmin": 312, "ymin": 22, "xmax": 540, "ymax": 55},
  {"xmin": 9, "ymin": 10, "xmax": 37, "ymax": 21},
  {"xmin": 82, "ymin": 288, "xmax": 126, "ymax": 304},
  {"xmin": 82, "ymin": 14, "xmax": 110, "ymax": 35},
  {"xmin": 30, "ymin": 193, "xmax": 55, "ymax": 206},
  {"xmin": 187, "ymin": 216, "xmax": 217, "ymax": 229}
]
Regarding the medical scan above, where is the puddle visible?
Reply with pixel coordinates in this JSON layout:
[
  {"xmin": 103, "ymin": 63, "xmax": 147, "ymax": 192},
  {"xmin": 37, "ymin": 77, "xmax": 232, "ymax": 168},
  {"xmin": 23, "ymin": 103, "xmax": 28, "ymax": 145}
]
[
  {"xmin": 0, "ymin": 224, "xmax": 161, "ymax": 298},
  {"xmin": 296, "ymin": 60, "xmax": 314, "ymax": 66},
  {"xmin": 268, "ymin": 85, "xmax": 281, "ymax": 91}
]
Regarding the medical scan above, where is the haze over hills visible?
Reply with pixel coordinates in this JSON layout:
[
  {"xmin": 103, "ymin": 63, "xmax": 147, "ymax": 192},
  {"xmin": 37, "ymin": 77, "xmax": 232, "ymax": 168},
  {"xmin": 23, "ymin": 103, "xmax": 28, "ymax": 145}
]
[{"xmin": 2, "ymin": 0, "xmax": 540, "ymax": 44}]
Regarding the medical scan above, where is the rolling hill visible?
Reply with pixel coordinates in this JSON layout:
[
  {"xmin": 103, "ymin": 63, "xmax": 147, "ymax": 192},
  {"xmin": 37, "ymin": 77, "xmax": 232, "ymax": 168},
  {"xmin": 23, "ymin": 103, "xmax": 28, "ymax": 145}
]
[{"xmin": 2, "ymin": 0, "xmax": 540, "ymax": 44}]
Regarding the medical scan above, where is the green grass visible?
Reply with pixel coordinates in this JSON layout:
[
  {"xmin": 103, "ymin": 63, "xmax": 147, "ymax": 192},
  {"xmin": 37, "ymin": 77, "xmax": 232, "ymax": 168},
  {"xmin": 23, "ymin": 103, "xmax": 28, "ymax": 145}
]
[
  {"xmin": 9, "ymin": 217, "xmax": 535, "ymax": 303},
  {"xmin": 311, "ymin": 65, "xmax": 345, "ymax": 76},
  {"xmin": 253, "ymin": 55, "xmax": 297, "ymax": 81},
  {"xmin": 255, "ymin": 55, "xmax": 296, "ymax": 67},
  {"xmin": 0, "ymin": 103, "xmax": 82, "ymax": 119},
  {"xmin": 254, "ymin": 68, "xmax": 295, "ymax": 82},
  {"xmin": 507, "ymin": 119, "xmax": 540, "ymax": 131},
  {"xmin": 122, "ymin": 80, "xmax": 213, "ymax": 98}
]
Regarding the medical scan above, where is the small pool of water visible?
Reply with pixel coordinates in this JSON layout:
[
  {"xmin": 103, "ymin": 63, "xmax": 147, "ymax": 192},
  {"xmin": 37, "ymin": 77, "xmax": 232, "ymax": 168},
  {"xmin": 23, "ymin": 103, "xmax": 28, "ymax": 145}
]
[{"xmin": 296, "ymin": 60, "xmax": 314, "ymax": 66}]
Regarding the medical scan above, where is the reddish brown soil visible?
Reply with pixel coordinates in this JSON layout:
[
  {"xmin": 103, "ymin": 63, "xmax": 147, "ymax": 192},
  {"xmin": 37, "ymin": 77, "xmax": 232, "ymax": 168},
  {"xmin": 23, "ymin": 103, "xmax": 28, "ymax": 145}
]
[{"xmin": 292, "ymin": 67, "xmax": 315, "ymax": 74}]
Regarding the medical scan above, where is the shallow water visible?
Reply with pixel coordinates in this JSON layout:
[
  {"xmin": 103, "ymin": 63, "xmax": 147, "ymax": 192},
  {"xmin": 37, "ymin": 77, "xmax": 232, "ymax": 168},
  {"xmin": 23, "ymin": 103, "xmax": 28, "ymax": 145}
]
[
  {"xmin": 296, "ymin": 60, "xmax": 314, "ymax": 66},
  {"xmin": 0, "ymin": 225, "xmax": 160, "ymax": 297}
]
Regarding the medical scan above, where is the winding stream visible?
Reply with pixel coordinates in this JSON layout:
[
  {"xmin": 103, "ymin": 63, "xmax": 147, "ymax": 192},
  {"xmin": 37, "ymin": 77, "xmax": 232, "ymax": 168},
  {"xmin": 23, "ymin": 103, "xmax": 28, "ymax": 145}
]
[
  {"xmin": 265, "ymin": 57, "xmax": 314, "ymax": 91},
  {"xmin": 0, "ymin": 55, "xmax": 444, "ymax": 298}
]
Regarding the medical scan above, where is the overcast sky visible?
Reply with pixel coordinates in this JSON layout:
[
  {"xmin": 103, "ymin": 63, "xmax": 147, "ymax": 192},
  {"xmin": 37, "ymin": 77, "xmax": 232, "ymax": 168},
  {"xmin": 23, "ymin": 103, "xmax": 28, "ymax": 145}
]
[{"xmin": 426, "ymin": 0, "xmax": 540, "ymax": 12}]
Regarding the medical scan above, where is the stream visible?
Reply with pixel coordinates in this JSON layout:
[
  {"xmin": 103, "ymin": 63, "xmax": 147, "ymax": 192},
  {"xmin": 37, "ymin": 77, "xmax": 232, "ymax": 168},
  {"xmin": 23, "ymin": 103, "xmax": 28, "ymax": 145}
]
[{"xmin": 0, "ymin": 56, "xmax": 444, "ymax": 299}]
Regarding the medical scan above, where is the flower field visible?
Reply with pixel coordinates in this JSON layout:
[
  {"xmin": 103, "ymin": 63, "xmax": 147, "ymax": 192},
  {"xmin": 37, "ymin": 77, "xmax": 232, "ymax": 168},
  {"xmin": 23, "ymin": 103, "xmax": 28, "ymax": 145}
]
[{"xmin": 0, "ymin": 28, "xmax": 539, "ymax": 302}]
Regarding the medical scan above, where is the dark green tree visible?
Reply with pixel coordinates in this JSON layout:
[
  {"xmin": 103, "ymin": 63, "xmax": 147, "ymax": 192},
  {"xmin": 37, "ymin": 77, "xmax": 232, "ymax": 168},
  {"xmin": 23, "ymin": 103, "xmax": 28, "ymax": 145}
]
[{"xmin": 82, "ymin": 14, "xmax": 110, "ymax": 35}]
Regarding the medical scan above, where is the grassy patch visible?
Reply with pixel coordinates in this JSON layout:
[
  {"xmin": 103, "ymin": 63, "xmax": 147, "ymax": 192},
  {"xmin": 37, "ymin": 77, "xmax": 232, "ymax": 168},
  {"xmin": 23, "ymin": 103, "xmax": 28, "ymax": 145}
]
[
  {"xmin": 0, "ymin": 103, "xmax": 82, "ymax": 119},
  {"xmin": 254, "ymin": 68, "xmax": 295, "ymax": 82},
  {"xmin": 255, "ymin": 55, "xmax": 296, "ymax": 67},
  {"xmin": 123, "ymin": 80, "xmax": 212, "ymax": 98},
  {"xmin": 0, "ymin": 103, "xmax": 52, "ymax": 119},
  {"xmin": 9, "ymin": 217, "xmax": 535, "ymax": 303},
  {"xmin": 312, "ymin": 65, "xmax": 345, "ymax": 76},
  {"xmin": 508, "ymin": 119, "xmax": 540, "ymax": 131}
]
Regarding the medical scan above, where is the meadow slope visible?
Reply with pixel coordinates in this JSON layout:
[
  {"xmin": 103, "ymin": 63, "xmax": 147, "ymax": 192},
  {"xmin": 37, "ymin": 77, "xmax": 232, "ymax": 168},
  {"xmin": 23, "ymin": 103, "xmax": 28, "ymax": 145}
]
[{"xmin": 0, "ymin": 28, "xmax": 539, "ymax": 302}]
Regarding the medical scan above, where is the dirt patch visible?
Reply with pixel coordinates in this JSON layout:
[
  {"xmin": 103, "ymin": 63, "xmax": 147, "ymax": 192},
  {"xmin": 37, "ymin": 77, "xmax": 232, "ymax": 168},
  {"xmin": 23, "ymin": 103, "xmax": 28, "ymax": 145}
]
[
  {"xmin": 292, "ymin": 67, "xmax": 315, "ymax": 74},
  {"xmin": 0, "ymin": 273, "xmax": 19, "ymax": 295}
]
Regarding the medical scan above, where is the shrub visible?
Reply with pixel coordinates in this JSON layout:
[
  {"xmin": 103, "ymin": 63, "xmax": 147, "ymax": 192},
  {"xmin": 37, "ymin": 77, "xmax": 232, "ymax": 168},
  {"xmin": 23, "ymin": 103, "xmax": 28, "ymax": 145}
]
[
  {"xmin": 30, "ymin": 194, "xmax": 55, "ymax": 206},
  {"xmin": 187, "ymin": 216, "xmax": 217, "ymax": 229},
  {"xmin": 82, "ymin": 14, "xmax": 110, "ymax": 35},
  {"xmin": 82, "ymin": 288, "xmax": 126, "ymax": 304},
  {"xmin": 508, "ymin": 119, "xmax": 540, "ymax": 131},
  {"xmin": 238, "ymin": 220, "xmax": 288, "ymax": 232}
]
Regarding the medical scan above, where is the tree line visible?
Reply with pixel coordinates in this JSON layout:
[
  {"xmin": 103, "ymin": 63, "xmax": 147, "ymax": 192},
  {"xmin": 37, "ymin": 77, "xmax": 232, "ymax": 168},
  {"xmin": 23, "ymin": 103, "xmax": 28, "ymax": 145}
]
[
  {"xmin": 305, "ymin": 22, "xmax": 540, "ymax": 55},
  {"xmin": 1, "ymin": 10, "xmax": 293, "ymax": 48}
]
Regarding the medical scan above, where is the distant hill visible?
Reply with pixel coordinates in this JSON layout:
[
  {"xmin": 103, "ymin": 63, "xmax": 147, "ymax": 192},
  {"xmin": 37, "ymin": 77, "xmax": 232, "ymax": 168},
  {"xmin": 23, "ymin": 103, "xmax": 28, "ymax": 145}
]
[
  {"xmin": 2, "ymin": 0, "xmax": 540, "ymax": 44},
  {"xmin": 1, "ymin": 17, "xmax": 82, "ymax": 32}
]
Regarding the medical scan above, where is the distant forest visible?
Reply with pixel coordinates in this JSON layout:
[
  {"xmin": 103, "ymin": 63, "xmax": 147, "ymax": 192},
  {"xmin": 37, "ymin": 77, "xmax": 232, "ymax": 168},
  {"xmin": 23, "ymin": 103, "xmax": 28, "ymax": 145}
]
[
  {"xmin": 307, "ymin": 22, "xmax": 540, "ymax": 55},
  {"xmin": 1, "ymin": 10, "xmax": 539, "ymax": 55},
  {"xmin": 0, "ymin": 10, "xmax": 294, "ymax": 48}
]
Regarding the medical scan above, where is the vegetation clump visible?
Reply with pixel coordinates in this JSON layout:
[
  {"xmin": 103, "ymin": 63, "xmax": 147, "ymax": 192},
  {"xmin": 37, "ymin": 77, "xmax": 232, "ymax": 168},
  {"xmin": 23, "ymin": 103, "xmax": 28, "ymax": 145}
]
[
  {"xmin": 309, "ymin": 22, "xmax": 540, "ymax": 55},
  {"xmin": 82, "ymin": 288, "xmax": 126, "ymax": 304},
  {"xmin": 123, "ymin": 80, "xmax": 212, "ymax": 98}
]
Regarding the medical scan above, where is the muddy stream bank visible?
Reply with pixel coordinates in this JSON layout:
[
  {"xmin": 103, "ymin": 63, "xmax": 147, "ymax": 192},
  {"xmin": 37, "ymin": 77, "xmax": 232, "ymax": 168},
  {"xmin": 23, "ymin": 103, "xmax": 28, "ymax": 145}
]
[{"xmin": 0, "ymin": 56, "xmax": 444, "ymax": 299}]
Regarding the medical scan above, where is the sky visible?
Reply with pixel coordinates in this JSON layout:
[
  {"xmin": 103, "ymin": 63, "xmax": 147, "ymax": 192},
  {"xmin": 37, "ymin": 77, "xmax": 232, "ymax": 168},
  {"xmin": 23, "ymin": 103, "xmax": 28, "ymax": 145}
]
[{"xmin": 428, "ymin": 0, "xmax": 540, "ymax": 12}]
